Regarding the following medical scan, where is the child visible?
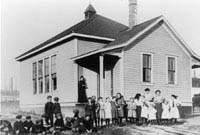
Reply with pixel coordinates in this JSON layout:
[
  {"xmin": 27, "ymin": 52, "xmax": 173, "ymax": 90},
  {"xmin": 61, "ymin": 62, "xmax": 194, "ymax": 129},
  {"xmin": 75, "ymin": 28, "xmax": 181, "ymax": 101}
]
[
  {"xmin": 23, "ymin": 116, "xmax": 35, "ymax": 134},
  {"xmin": 85, "ymin": 97, "xmax": 95, "ymax": 126},
  {"xmin": 148, "ymin": 103, "xmax": 157, "ymax": 125},
  {"xmin": 91, "ymin": 95, "xmax": 98, "ymax": 127},
  {"xmin": 53, "ymin": 97, "xmax": 61, "ymax": 117},
  {"xmin": 111, "ymin": 96, "xmax": 118, "ymax": 125},
  {"xmin": 44, "ymin": 95, "xmax": 54, "ymax": 127},
  {"xmin": 116, "ymin": 93, "xmax": 125, "ymax": 126},
  {"xmin": 13, "ymin": 115, "xmax": 26, "ymax": 135},
  {"xmin": 128, "ymin": 97, "xmax": 136, "ymax": 124},
  {"xmin": 83, "ymin": 115, "xmax": 93, "ymax": 133},
  {"xmin": 141, "ymin": 96, "xmax": 149, "ymax": 125},
  {"xmin": 54, "ymin": 113, "xmax": 64, "ymax": 131},
  {"xmin": 98, "ymin": 97, "xmax": 105, "ymax": 126},
  {"xmin": 35, "ymin": 119, "xmax": 45, "ymax": 134},
  {"xmin": 162, "ymin": 99, "xmax": 170, "ymax": 125},
  {"xmin": 169, "ymin": 95, "xmax": 181, "ymax": 124},
  {"xmin": 0, "ymin": 120, "xmax": 13, "ymax": 135},
  {"xmin": 65, "ymin": 117, "xmax": 72, "ymax": 130},
  {"xmin": 41, "ymin": 114, "xmax": 51, "ymax": 133},
  {"xmin": 154, "ymin": 90, "xmax": 164, "ymax": 125},
  {"xmin": 95, "ymin": 100, "xmax": 100, "ymax": 127},
  {"xmin": 135, "ymin": 93, "xmax": 142, "ymax": 125},
  {"xmin": 104, "ymin": 97, "xmax": 112, "ymax": 126}
]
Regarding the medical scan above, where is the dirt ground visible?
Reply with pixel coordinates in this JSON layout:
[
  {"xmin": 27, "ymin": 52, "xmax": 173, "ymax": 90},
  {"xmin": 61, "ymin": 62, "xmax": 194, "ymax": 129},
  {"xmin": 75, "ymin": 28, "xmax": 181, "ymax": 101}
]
[{"xmin": 1, "ymin": 113, "xmax": 200, "ymax": 135}]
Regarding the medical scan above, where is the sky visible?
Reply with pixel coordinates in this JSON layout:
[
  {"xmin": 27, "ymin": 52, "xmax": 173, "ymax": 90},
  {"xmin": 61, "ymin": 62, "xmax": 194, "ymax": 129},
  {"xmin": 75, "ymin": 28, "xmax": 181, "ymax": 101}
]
[{"xmin": 1, "ymin": 0, "xmax": 200, "ymax": 90}]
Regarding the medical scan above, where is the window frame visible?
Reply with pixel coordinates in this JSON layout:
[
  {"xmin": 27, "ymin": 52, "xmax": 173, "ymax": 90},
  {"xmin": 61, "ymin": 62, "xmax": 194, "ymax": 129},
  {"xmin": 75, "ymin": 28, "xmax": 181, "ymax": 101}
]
[
  {"xmin": 166, "ymin": 55, "xmax": 177, "ymax": 85},
  {"xmin": 44, "ymin": 57, "xmax": 50, "ymax": 93},
  {"xmin": 51, "ymin": 55, "xmax": 57, "ymax": 91},
  {"xmin": 141, "ymin": 52, "xmax": 153, "ymax": 84},
  {"xmin": 32, "ymin": 62, "xmax": 37, "ymax": 94}
]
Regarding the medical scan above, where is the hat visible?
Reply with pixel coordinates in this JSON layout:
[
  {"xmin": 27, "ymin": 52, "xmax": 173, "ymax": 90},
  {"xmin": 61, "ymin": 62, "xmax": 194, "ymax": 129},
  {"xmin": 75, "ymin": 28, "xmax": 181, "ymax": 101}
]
[
  {"xmin": 16, "ymin": 115, "xmax": 22, "ymax": 119},
  {"xmin": 26, "ymin": 116, "xmax": 31, "ymax": 119},
  {"xmin": 145, "ymin": 88, "xmax": 150, "ymax": 92},
  {"xmin": 155, "ymin": 90, "xmax": 161, "ymax": 93},
  {"xmin": 171, "ymin": 94, "xmax": 178, "ymax": 99},
  {"xmin": 54, "ymin": 97, "xmax": 59, "ymax": 101},
  {"xmin": 47, "ymin": 95, "xmax": 52, "ymax": 99}
]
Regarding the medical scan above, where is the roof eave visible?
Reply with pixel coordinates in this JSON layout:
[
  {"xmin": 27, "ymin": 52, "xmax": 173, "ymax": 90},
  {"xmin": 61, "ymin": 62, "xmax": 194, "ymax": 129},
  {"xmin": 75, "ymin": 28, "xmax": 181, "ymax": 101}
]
[{"xmin": 15, "ymin": 33, "xmax": 114, "ymax": 61}]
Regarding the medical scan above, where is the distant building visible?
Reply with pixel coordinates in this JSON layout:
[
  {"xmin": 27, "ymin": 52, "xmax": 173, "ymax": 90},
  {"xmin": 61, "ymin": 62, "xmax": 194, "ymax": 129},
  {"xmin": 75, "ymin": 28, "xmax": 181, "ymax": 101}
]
[{"xmin": 16, "ymin": 1, "xmax": 200, "ymax": 116}]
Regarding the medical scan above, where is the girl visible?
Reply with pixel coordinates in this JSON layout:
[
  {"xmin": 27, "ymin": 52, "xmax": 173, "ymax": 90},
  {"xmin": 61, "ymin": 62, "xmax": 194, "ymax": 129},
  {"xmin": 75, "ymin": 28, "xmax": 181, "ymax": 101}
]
[
  {"xmin": 98, "ymin": 97, "xmax": 105, "ymax": 126},
  {"xmin": 141, "ymin": 96, "xmax": 149, "ymax": 125},
  {"xmin": 128, "ymin": 97, "xmax": 136, "ymax": 124},
  {"xmin": 111, "ymin": 96, "xmax": 118, "ymax": 125},
  {"xmin": 148, "ymin": 103, "xmax": 157, "ymax": 125},
  {"xmin": 85, "ymin": 97, "xmax": 95, "ymax": 126},
  {"xmin": 162, "ymin": 99, "xmax": 170, "ymax": 125},
  {"xmin": 169, "ymin": 95, "xmax": 181, "ymax": 124},
  {"xmin": 134, "ymin": 93, "xmax": 142, "ymax": 125},
  {"xmin": 154, "ymin": 90, "xmax": 164, "ymax": 125},
  {"xmin": 116, "ymin": 93, "xmax": 125, "ymax": 126},
  {"xmin": 104, "ymin": 97, "xmax": 112, "ymax": 126}
]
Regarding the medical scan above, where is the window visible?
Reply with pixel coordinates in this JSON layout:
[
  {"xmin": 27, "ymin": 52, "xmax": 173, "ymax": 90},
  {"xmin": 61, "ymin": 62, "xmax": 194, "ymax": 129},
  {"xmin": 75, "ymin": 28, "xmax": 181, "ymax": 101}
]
[
  {"xmin": 44, "ymin": 58, "xmax": 50, "ymax": 93},
  {"xmin": 51, "ymin": 55, "xmax": 57, "ymax": 90},
  {"xmin": 38, "ymin": 60, "xmax": 43, "ymax": 93},
  {"xmin": 32, "ymin": 62, "xmax": 37, "ymax": 94},
  {"xmin": 143, "ymin": 54, "xmax": 152, "ymax": 82},
  {"xmin": 168, "ymin": 57, "xmax": 176, "ymax": 84}
]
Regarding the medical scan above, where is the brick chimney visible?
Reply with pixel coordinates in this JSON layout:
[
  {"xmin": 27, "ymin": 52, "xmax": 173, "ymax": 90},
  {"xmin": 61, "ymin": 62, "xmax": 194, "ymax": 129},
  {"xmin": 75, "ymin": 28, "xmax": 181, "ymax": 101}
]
[{"xmin": 129, "ymin": 0, "xmax": 137, "ymax": 29}]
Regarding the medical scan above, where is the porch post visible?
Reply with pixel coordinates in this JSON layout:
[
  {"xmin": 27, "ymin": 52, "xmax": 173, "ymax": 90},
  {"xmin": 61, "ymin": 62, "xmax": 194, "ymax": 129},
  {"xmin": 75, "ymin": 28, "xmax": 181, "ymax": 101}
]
[
  {"xmin": 99, "ymin": 55, "xmax": 105, "ymax": 98},
  {"xmin": 120, "ymin": 50, "xmax": 125, "ymax": 95}
]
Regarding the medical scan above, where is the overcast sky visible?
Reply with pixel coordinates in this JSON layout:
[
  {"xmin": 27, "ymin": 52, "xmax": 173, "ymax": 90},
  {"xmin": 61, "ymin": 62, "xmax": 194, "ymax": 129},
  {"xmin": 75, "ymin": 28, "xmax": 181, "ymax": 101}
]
[{"xmin": 1, "ymin": 0, "xmax": 200, "ymax": 89}]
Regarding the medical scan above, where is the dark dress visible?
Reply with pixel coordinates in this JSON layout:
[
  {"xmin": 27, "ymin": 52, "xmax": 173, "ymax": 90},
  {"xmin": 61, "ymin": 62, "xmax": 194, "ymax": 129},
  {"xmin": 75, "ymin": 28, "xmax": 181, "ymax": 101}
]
[
  {"xmin": 85, "ymin": 104, "xmax": 95, "ymax": 120},
  {"xmin": 53, "ymin": 102, "xmax": 61, "ymax": 115},
  {"xmin": 83, "ymin": 119, "xmax": 93, "ymax": 131},
  {"xmin": 44, "ymin": 101, "xmax": 54, "ymax": 126},
  {"xmin": 78, "ymin": 80, "xmax": 88, "ymax": 103},
  {"xmin": 116, "ymin": 98, "xmax": 125, "ymax": 117},
  {"xmin": 111, "ymin": 101, "xmax": 118, "ymax": 119},
  {"xmin": 54, "ymin": 118, "xmax": 64, "ymax": 130}
]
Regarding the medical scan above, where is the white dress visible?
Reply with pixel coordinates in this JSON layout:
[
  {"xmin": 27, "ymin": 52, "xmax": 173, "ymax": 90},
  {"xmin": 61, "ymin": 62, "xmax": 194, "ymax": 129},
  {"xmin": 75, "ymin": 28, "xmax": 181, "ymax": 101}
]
[
  {"xmin": 148, "ymin": 107, "xmax": 157, "ymax": 120},
  {"xmin": 141, "ymin": 103, "xmax": 149, "ymax": 119},
  {"xmin": 128, "ymin": 102, "xmax": 136, "ymax": 118},
  {"xmin": 162, "ymin": 103, "xmax": 170, "ymax": 119},
  {"xmin": 169, "ymin": 99, "xmax": 181, "ymax": 119},
  {"xmin": 104, "ymin": 102, "xmax": 112, "ymax": 119}
]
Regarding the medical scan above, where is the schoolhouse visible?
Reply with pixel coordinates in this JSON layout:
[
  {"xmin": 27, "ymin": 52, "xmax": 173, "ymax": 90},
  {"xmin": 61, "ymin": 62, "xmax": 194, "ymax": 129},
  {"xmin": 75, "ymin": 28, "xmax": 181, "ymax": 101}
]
[{"xmin": 16, "ymin": 0, "xmax": 200, "ymax": 116}]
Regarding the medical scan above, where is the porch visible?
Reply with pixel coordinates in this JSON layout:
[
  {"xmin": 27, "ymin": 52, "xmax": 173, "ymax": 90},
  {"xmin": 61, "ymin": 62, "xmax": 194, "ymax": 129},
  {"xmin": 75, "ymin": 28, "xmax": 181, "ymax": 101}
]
[{"xmin": 73, "ymin": 50, "xmax": 124, "ymax": 99}]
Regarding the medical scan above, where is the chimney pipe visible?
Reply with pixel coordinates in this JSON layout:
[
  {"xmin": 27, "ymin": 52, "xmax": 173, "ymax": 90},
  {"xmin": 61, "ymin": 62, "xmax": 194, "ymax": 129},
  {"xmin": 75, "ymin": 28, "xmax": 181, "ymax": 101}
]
[{"xmin": 129, "ymin": 0, "xmax": 137, "ymax": 29}]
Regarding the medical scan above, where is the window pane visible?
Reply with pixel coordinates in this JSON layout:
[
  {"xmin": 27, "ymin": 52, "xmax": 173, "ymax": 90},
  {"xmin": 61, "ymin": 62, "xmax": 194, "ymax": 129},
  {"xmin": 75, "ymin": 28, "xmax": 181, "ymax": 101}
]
[
  {"xmin": 51, "ymin": 55, "xmax": 56, "ymax": 74},
  {"xmin": 45, "ymin": 75, "xmax": 50, "ymax": 93},
  {"xmin": 168, "ymin": 71, "xmax": 175, "ymax": 84},
  {"xmin": 143, "ymin": 68, "xmax": 151, "ymax": 82},
  {"xmin": 51, "ymin": 73, "xmax": 57, "ymax": 90},
  {"xmin": 33, "ymin": 79, "xmax": 37, "ymax": 94},
  {"xmin": 38, "ymin": 60, "xmax": 43, "ymax": 78},
  {"xmin": 32, "ymin": 62, "xmax": 37, "ymax": 79},
  {"xmin": 39, "ymin": 78, "xmax": 43, "ymax": 93},
  {"xmin": 168, "ymin": 57, "xmax": 175, "ymax": 70},
  {"xmin": 143, "ymin": 54, "xmax": 151, "ymax": 68},
  {"xmin": 44, "ymin": 58, "xmax": 49, "ymax": 75}
]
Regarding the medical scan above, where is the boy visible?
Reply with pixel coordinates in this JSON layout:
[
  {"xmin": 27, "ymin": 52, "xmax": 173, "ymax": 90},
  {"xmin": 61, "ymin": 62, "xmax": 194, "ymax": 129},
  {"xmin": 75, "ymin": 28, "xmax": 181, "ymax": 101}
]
[
  {"xmin": 23, "ymin": 116, "xmax": 35, "ymax": 134},
  {"xmin": 44, "ymin": 95, "xmax": 54, "ymax": 127},
  {"xmin": 53, "ymin": 97, "xmax": 61, "ymax": 116},
  {"xmin": 13, "ymin": 115, "xmax": 26, "ymax": 134}
]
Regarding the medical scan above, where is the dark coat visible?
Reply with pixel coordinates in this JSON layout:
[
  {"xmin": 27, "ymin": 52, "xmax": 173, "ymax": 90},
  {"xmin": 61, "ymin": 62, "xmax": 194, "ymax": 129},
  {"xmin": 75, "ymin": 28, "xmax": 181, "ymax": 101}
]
[
  {"xmin": 23, "ymin": 120, "xmax": 35, "ymax": 133},
  {"xmin": 116, "ymin": 98, "xmax": 125, "ymax": 117},
  {"xmin": 111, "ymin": 101, "xmax": 118, "ymax": 118},
  {"xmin": 53, "ymin": 103, "xmax": 61, "ymax": 115},
  {"xmin": 54, "ymin": 119, "xmax": 64, "ymax": 130},
  {"xmin": 45, "ymin": 101, "xmax": 54, "ymax": 116},
  {"xmin": 0, "ymin": 120, "xmax": 13, "ymax": 134},
  {"xmin": 83, "ymin": 119, "xmax": 93, "ymax": 131},
  {"xmin": 85, "ymin": 104, "xmax": 95, "ymax": 119},
  {"xmin": 13, "ymin": 121, "xmax": 26, "ymax": 134}
]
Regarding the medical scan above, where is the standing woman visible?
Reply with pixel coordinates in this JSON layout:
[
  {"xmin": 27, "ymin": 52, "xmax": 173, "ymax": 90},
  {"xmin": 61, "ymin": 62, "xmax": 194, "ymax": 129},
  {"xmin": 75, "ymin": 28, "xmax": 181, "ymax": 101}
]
[
  {"xmin": 116, "ymin": 93, "xmax": 125, "ymax": 126},
  {"xmin": 78, "ymin": 76, "xmax": 88, "ymax": 103},
  {"xmin": 154, "ymin": 90, "xmax": 164, "ymax": 125}
]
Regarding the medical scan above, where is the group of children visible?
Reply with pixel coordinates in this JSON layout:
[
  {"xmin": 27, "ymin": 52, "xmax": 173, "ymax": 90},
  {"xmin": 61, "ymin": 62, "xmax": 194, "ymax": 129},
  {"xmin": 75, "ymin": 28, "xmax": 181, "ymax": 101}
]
[{"xmin": 0, "ymin": 88, "xmax": 182, "ymax": 134}]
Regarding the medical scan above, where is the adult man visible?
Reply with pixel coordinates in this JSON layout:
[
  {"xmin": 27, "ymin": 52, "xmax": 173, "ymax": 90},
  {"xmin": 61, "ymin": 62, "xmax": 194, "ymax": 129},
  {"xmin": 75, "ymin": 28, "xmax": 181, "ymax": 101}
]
[{"xmin": 44, "ymin": 95, "xmax": 54, "ymax": 127}]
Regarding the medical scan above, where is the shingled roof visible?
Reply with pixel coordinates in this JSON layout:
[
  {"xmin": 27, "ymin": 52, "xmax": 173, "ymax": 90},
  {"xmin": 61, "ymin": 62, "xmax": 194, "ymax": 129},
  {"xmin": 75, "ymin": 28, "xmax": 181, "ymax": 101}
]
[{"xmin": 16, "ymin": 14, "xmax": 128, "ymax": 61}]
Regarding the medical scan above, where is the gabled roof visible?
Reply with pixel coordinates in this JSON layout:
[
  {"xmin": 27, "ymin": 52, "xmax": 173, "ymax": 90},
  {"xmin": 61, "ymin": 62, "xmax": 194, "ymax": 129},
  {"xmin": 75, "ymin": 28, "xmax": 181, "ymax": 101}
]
[
  {"xmin": 72, "ymin": 15, "xmax": 200, "ymax": 62},
  {"xmin": 16, "ymin": 14, "xmax": 128, "ymax": 61}
]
